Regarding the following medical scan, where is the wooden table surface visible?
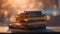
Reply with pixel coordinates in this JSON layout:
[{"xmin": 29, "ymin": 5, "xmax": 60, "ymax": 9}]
[{"xmin": 0, "ymin": 27, "xmax": 60, "ymax": 33}]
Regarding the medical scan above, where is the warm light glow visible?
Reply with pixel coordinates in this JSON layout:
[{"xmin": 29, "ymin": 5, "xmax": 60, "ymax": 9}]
[
  {"xmin": 53, "ymin": 11, "xmax": 58, "ymax": 16},
  {"xmin": 46, "ymin": 15, "xmax": 50, "ymax": 20},
  {"xmin": 7, "ymin": 0, "xmax": 14, "ymax": 5},
  {"xmin": 2, "ymin": 3, "xmax": 8, "ymax": 8},
  {"xmin": 10, "ymin": 15, "xmax": 16, "ymax": 22},
  {"xmin": 3, "ymin": 10, "xmax": 8, "ymax": 17},
  {"xmin": 38, "ymin": 2, "xmax": 43, "ymax": 7},
  {"xmin": 29, "ymin": 3, "xmax": 35, "ymax": 8},
  {"xmin": 13, "ymin": 23, "xmax": 21, "ymax": 26},
  {"xmin": 7, "ymin": 0, "xmax": 13, "ymax": 4},
  {"xmin": 17, "ymin": 10, "xmax": 24, "ymax": 14},
  {"xmin": 13, "ymin": 0, "xmax": 29, "ymax": 9},
  {"xmin": 0, "ymin": 27, "xmax": 9, "ymax": 32},
  {"xmin": 53, "ymin": 4, "xmax": 58, "ymax": 16},
  {"xmin": 24, "ymin": 19, "xmax": 28, "ymax": 22},
  {"xmin": 14, "ymin": 0, "xmax": 28, "ymax": 4}
]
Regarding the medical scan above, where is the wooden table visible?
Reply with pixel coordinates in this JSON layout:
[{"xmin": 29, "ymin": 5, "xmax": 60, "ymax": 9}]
[{"xmin": 0, "ymin": 27, "xmax": 60, "ymax": 33}]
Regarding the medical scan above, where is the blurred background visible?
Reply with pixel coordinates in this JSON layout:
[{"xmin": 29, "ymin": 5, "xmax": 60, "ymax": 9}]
[{"xmin": 0, "ymin": 0, "xmax": 60, "ymax": 27}]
